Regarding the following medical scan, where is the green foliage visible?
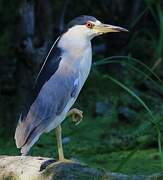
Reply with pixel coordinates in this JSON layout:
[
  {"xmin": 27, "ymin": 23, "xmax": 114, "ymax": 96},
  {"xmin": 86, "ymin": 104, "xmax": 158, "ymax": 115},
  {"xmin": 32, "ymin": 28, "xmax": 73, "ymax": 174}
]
[
  {"xmin": 0, "ymin": 0, "xmax": 163, "ymax": 176},
  {"xmin": 93, "ymin": 52, "xmax": 163, "ymax": 167}
]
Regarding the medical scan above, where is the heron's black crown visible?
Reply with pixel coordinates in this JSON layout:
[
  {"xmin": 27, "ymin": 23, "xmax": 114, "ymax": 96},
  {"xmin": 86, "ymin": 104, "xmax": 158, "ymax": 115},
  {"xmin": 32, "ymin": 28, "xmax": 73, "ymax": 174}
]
[{"xmin": 67, "ymin": 15, "xmax": 97, "ymax": 29}]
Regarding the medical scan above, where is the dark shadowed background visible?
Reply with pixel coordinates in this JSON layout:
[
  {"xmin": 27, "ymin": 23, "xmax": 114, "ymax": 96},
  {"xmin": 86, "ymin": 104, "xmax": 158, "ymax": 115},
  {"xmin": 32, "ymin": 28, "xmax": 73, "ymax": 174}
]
[{"xmin": 0, "ymin": 0, "xmax": 163, "ymax": 175}]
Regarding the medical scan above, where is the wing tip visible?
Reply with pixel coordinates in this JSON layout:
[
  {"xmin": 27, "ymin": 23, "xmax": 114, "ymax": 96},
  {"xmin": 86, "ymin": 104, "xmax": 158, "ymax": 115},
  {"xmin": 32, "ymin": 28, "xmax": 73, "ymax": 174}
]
[{"xmin": 15, "ymin": 115, "xmax": 23, "ymax": 148}]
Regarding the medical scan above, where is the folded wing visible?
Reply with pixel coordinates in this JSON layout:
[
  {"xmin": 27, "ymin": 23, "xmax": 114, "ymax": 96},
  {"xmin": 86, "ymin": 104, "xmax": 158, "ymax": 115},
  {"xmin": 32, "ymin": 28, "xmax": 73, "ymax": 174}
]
[{"xmin": 15, "ymin": 38, "xmax": 79, "ymax": 154}]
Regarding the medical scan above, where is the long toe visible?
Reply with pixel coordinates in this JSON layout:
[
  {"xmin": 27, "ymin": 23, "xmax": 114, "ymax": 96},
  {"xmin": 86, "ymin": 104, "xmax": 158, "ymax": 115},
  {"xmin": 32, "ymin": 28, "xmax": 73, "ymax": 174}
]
[
  {"xmin": 72, "ymin": 109, "xmax": 83, "ymax": 125},
  {"xmin": 57, "ymin": 158, "xmax": 75, "ymax": 163}
]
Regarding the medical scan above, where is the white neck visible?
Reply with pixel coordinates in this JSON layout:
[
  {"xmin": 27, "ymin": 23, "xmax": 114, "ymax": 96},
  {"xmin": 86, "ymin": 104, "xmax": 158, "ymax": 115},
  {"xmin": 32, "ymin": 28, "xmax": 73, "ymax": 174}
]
[{"xmin": 58, "ymin": 26, "xmax": 92, "ymax": 54}]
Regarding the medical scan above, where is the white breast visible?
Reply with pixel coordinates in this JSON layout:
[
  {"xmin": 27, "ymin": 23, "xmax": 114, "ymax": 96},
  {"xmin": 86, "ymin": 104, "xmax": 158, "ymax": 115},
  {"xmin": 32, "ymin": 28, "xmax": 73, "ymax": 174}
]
[
  {"xmin": 79, "ymin": 45, "xmax": 92, "ymax": 89},
  {"xmin": 45, "ymin": 29, "xmax": 92, "ymax": 132},
  {"xmin": 45, "ymin": 47, "xmax": 92, "ymax": 133}
]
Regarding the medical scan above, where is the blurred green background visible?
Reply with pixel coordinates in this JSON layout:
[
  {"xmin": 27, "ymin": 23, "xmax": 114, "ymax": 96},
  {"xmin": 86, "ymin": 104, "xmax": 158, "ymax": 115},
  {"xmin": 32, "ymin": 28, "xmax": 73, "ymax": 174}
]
[{"xmin": 0, "ymin": 0, "xmax": 163, "ymax": 175}]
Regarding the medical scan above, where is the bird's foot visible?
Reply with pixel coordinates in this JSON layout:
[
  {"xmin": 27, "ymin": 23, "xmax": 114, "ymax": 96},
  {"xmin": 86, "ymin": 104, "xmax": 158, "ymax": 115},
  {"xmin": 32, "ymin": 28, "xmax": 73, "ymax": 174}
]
[
  {"xmin": 67, "ymin": 108, "xmax": 83, "ymax": 126},
  {"xmin": 57, "ymin": 158, "xmax": 75, "ymax": 164}
]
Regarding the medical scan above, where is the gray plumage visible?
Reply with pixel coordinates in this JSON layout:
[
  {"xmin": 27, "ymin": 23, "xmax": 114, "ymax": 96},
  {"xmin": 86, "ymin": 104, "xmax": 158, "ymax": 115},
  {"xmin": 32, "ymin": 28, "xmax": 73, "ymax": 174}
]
[
  {"xmin": 15, "ymin": 15, "xmax": 127, "ymax": 156},
  {"xmin": 15, "ymin": 62, "xmax": 79, "ymax": 146},
  {"xmin": 15, "ymin": 36, "xmax": 81, "ymax": 154}
]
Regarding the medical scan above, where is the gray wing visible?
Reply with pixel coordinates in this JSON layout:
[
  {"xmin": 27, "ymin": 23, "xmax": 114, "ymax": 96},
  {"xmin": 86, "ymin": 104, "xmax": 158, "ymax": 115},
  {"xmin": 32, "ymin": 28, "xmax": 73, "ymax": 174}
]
[{"xmin": 15, "ymin": 39, "xmax": 79, "ymax": 152}]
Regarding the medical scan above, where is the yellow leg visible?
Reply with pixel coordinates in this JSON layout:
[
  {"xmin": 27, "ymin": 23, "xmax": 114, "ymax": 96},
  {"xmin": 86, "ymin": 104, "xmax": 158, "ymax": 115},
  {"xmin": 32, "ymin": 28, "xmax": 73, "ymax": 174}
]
[
  {"xmin": 55, "ymin": 108, "xmax": 83, "ymax": 162},
  {"xmin": 67, "ymin": 108, "xmax": 83, "ymax": 125},
  {"xmin": 55, "ymin": 124, "xmax": 64, "ymax": 161},
  {"xmin": 55, "ymin": 124, "xmax": 74, "ymax": 163}
]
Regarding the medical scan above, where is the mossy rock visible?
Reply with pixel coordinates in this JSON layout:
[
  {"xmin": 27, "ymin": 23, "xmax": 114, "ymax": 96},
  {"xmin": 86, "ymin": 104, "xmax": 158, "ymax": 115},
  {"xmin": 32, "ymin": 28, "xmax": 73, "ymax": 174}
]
[{"xmin": 1, "ymin": 156, "xmax": 163, "ymax": 180}]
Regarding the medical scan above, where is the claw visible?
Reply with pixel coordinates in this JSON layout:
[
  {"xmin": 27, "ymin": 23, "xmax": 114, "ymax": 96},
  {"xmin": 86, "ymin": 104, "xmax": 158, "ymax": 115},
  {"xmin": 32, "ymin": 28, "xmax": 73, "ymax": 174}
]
[
  {"xmin": 75, "ymin": 119, "xmax": 82, "ymax": 126},
  {"xmin": 67, "ymin": 108, "xmax": 83, "ymax": 125},
  {"xmin": 59, "ymin": 158, "xmax": 74, "ymax": 163}
]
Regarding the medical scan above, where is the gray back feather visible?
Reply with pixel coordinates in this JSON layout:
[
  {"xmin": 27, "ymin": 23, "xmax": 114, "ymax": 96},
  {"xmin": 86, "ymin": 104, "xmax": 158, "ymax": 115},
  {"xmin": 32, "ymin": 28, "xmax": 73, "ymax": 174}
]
[{"xmin": 15, "ymin": 48, "xmax": 80, "ymax": 151}]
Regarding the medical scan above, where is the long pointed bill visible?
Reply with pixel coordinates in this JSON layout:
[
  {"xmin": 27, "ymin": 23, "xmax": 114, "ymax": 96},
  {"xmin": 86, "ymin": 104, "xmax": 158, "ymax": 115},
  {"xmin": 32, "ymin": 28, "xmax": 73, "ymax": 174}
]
[{"xmin": 94, "ymin": 23, "xmax": 128, "ymax": 34}]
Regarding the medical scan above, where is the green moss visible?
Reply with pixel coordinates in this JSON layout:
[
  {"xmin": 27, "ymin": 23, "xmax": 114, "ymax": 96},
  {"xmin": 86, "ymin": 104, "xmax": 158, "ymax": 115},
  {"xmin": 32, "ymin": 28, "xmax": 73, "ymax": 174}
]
[{"xmin": 82, "ymin": 149, "xmax": 162, "ymax": 175}]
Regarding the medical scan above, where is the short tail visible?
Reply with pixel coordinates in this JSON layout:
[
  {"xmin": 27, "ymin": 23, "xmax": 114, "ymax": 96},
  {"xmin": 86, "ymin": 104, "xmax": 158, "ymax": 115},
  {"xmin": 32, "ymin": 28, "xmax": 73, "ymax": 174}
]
[
  {"xmin": 15, "ymin": 115, "xmax": 45, "ymax": 155},
  {"xmin": 15, "ymin": 115, "xmax": 31, "ymax": 148}
]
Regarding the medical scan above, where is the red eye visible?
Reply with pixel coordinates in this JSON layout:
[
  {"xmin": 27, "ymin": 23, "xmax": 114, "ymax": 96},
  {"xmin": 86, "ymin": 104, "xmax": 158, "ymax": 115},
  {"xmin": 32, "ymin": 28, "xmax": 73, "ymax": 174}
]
[{"xmin": 86, "ymin": 22, "xmax": 94, "ymax": 29}]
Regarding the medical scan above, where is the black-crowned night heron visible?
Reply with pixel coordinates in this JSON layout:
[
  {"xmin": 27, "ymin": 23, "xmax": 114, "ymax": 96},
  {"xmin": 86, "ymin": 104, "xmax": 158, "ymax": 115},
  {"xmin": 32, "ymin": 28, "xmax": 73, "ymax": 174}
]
[{"xmin": 15, "ymin": 15, "xmax": 128, "ymax": 161}]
